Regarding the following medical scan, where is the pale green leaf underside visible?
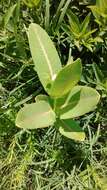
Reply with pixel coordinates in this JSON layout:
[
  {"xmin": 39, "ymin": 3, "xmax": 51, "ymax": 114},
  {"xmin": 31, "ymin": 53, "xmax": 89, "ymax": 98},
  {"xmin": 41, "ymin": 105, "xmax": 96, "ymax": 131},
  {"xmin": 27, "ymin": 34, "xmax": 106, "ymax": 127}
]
[
  {"xmin": 60, "ymin": 86, "xmax": 100, "ymax": 119},
  {"xmin": 16, "ymin": 101, "xmax": 56, "ymax": 129},
  {"xmin": 28, "ymin": 23, "xmax": 62, "ymax": 92},
  {"xmin": 50, "ymin": 58, "xmax": 82, "ymax": 98},
  {"xmin": 59, "ymin": 119, "xmax": 85, "ymax": 141}
]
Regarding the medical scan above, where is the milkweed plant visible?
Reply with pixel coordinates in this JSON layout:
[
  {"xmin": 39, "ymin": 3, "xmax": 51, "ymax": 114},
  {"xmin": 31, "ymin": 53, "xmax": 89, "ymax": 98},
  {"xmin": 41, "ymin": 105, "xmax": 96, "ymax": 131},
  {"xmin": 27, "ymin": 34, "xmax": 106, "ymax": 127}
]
[{"xmin": 15, "ymin": 23, "xmax": 100, "ymax": 141}]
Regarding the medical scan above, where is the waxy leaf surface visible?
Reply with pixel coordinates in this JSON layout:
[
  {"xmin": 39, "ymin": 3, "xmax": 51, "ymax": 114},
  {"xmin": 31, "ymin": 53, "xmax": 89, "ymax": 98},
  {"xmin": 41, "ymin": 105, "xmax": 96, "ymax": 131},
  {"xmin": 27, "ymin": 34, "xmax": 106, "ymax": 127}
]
[
  {"xmin": 16, "ymin": 101, "xmax": 56, "ymax": 129},
  {"xmin": 59, "ymin": 119, "xmax": 85, "ymax": 141},
  {"xmin": 50, "ymin": 59, "xmax": 82, "ymax": 98},
  {"xmin": 60, "ymin": 86, "xmax": 100, "ymax": 119},
  {"xmin": 28, "ymin": 23, "xmax": 62, "ymax": 92}
]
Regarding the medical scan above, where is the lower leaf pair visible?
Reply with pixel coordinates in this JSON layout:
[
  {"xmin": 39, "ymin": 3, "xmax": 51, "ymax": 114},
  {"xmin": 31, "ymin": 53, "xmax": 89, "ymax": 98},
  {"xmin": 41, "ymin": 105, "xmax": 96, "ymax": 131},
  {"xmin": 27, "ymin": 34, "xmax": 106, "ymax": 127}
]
[{"xmin": 16, "ymin": 85, "xmax": 100, "ymax": 141}]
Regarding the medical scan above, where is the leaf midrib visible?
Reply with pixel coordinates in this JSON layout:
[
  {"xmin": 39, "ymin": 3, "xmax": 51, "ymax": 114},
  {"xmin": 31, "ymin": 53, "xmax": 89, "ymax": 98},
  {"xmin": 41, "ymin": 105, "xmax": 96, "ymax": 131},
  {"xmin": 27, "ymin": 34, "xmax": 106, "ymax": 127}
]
[{"xmin": 33, "ymin": 27, "xmax": 54, "ymax": 79}]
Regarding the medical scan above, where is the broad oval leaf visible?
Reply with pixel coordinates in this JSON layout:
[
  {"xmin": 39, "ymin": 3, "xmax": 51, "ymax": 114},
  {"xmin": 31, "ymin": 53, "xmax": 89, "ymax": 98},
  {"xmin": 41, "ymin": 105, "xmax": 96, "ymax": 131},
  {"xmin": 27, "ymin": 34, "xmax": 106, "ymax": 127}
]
[
  {"xmin": 28, "ymin": 23, "xmax": 62, "ymax": 92},
  {"xmin": 16, "ymin": 101, "xmax": 56, "ymax": 129},
  {"xmin": 58, "ymin": 119, "xmax": 85, "ymax": 141},
  {"xmin": 60, "ymin": 86, "xmax": 100, "ymax": 119},
  {"xmin": 50, "ymin": 58, "xmax": 82, "ymax": 98}
]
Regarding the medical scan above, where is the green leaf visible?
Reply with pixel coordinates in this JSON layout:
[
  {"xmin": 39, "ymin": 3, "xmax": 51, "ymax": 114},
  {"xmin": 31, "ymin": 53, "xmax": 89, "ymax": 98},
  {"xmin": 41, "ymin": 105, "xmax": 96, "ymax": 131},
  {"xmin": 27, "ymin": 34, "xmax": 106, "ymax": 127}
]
[
  {"xmin": 83, "ymin": 29, "xmax": 97, "ymax": 39},
  {"xmin": 59, "ymin": 88, "xmax": 81, "ymax": 115},
  {"xmin": 80, "ymin": 13, "xmax": 91, "ymax": 36},
  {"xmin": 3, "ymin": 4, "xmax": 16, "ymax": 28},
  {"xmin": 56, "ymin": 0, "xmax": 71, "ymax": 31},
  {"xmin": 23, "ymin": 0, "xmax": 40, "ymax": 7},
  {"xmin": 28, "ymin": 23, "xmax": 62, "ymax": 92},
  {"xmin": 14, "ymin": 0, "xmax": 20, "ymax": 24},
  {"xmin": 67, "ymin": 10, "xmax": 80, "ymax": 34},
  {"xmin": 92, "ymin": 63, "xmax": 104, "ymax": 84},
  {"xmin": 96, "ymin": 0, "xmax": 107, "ymax": 9},
  {"xmin": 0, "ymin": 62, "xmax": 5, "ymax": 68},
  {"xmin": 45, "ymin": 0, "xmax": 50, "ymax": 31},
  {"xmin": 50, "ymin": 58, "xmax": 82, "ymax": 98},
  {"xmin": 58, "ymin": 119, "xmax": 85, "ymax": 141},
  {"xmin": 35, "ymin": 94, "xmax": 54, "ymax": 108},
  {"xmin": 35, "ymin": 94, "xmax": 49, "ymax": 102},
  {"xmin": 54, "ymin": 94, "xmax": 68, "ymax": 110},
  {"xmin": 61, "ymin": 23, "xmax": 71, "ymax": 37},
  {"xmin": 93, "ymin": 37, "xmax": 103, "ymax": 43},
  {"xmin": 88, "ymin": 6, "xmax": 98, "ymax": 19},
  {"xmin": 60, "ymin": 86, "xmax": 100, "ymax": 119},
  {"xmin": 16, "ymin": 101, "xmax": 56, "ymax": 129}
]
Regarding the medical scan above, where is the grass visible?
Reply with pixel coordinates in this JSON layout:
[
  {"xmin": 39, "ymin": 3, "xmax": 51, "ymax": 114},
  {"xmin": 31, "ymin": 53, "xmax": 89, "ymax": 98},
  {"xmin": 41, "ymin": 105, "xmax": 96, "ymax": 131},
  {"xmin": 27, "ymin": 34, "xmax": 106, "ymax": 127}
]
[
  {"xmin": 0, "ymin": 0, "xmax": 107, "ymax": 189},
  {"xmin": 0, "ymin": 122, "xmax": 107, "ymax": 189}
]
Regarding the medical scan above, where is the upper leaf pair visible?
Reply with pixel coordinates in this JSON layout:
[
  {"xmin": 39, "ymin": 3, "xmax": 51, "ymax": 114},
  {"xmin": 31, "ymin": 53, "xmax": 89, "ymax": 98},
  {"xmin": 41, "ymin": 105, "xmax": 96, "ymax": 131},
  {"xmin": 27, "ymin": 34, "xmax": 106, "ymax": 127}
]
[{"xmin": 28, "ymin": 23, "xmax": 82, "ymax": 98}]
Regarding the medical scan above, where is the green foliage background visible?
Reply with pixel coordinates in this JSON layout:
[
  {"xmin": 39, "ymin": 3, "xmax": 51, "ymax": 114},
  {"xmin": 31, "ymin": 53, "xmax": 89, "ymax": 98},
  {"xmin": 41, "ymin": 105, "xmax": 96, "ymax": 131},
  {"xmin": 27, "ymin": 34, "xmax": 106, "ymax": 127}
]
[{"xmin": 0, "ymin": 0, "xmax": 107, "ymax": 189}]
